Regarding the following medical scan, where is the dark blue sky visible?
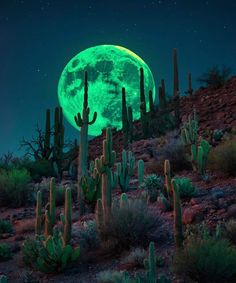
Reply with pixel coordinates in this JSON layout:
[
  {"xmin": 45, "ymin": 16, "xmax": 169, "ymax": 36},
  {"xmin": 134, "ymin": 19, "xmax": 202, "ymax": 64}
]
[{"xmin": 1, "ymin": 0, "xmax": 236, "ymax": 156}]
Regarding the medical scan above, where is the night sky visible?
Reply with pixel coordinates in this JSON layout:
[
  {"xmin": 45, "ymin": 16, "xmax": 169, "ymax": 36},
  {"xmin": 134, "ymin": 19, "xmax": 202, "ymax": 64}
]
[{"xmin": 1, "ymin": 0, "xmax": 236, "ymax": 156}]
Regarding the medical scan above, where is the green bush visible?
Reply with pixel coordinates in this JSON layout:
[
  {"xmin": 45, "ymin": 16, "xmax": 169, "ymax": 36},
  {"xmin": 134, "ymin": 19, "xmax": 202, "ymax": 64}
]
[
  {"xmin": 0, "ymin": 219, "xmax": 13, "ymax": 235},
  {"xmin": 174, "ymin": 237, "xmax": 236, "ymax": 283},
  {"xmin": 0, "ymin": 168, "xmax": 32, "ymax": 207},
  {"xmin": 140, "ymin": 174, "xmax": 163, "ymax": 202},
  {"xmin": 173, "ymin": 177, "xmax": 196, "ymax": 198},
  {"xmin": 98, "ymin": 199, "xmax": 163, "ymax": 251},
  {"xmin": 25, "ymin": 159, "xmax": 53, "ymax": 181},
  {"xmin": 208, "ymin": 139, "xmax": 236, "ymax": 176},
  {"xmin": 0, "ymin": 243, "xmax": 12, "ymax": 261}
]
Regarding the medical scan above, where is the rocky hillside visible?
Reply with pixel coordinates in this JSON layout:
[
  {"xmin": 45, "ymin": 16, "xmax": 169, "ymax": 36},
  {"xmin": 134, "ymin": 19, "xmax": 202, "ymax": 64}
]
[{"xmin": 87, "ymin": 76, "xmax": 236, "ymax": 162}]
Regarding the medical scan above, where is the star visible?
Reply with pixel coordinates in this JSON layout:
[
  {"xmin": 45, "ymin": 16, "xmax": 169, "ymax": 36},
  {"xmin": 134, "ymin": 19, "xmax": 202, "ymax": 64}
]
[{"xmin": 36, "ymin": 68, "xmax": 41, "ymax": 73}]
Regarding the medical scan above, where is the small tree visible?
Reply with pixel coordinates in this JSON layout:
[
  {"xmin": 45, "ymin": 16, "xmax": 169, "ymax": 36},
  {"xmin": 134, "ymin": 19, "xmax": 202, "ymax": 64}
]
[{"xmin": 197, "ymin": 65, "xmax": 232, "ymax": 89}]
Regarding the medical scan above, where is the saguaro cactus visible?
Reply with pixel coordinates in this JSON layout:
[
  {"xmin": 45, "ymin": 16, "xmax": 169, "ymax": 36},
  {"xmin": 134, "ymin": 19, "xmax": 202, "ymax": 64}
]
[
  {"xmin": 185, "ymin": 72, "xmax": 193, "ymax": 96},
  {"xmin": 122, "ymin": 87, "xmax": 129, "ymax": 148},
  {"xmin": 116, "ymin": 150, "xmax": 135, "ymax": 192},
  {"xmin": 35, "ymin": 190, "xmax": 42, "ymax": 235},
  {"xmin": 95, "ymin": 127, "xmax": 116, "ymax": 221},
  {"xmin": 172, "ymin": 179, "xmax": 183, "ymax": 250},
  {"xmin": 173, "ymin": 48, "xmax": 180, "ymax": 125},
  {"xmin": 139, "ymin": 68, "xmax": 149, "ymax": 138},
  {"xmin": 53, "ymin": 106, "xmax": 64, "ymax": 177},
  {"xmin": 164, "ymin": 160, "xmax": 172, "ymax": 200},
  {"xmin": 45, "ymin": 177, "xmax": 56, "ymax": 237},
  {"xmin": 138, "ymin": 159, "xmax": 144, "ymax": 184},
  {"xmin": 159, "ymin": 79, "xmax": 167, "ymax": 110},
  {"xmin": 62, "ymin": 188, "xmax": 72, "ymax": 245},
  {"xmin": 74, "ymin": 71, "xmax": 97, "ymax": 215},
  {"xmin": 143, "ymin": 242, "xmax": 157, "ymax": 283}
]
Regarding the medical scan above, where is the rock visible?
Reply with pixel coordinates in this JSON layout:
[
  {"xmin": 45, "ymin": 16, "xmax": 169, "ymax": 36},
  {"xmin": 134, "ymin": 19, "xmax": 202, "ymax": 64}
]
[
  {"xmin": 211, "ymin": 188, "xmax": 225, "ymax": 199},
  {"xmin": 182, "ymin": 208, "xmax": 197, "ymax": 225}
]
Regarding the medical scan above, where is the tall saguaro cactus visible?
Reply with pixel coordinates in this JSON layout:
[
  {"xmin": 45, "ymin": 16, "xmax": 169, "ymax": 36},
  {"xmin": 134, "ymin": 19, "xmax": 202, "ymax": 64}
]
[
  {"xmin": 45, "ymin": 177, "xmax": 56, "ymax": 237},
  {"xmin": 62, "ymin": 188, "xmax": 72, "ymax": 245},
  {"xmin": 95, "ymin": 128, "xmax": 117, "ymax": 222},
  {"xmin": 122, "ymin": 87, "xmax": 129, "ymax": 148},
  {"xmin": 159, "ymin": 79, "xmax": 167, "ymax": 110},
  {"xmin": 53, "ymin": 106, "xmax": 65, "ymax": 177},
  {"xmin": 139, "ymin": 68, "xmax": 149, "ymax": 138},
  {"xmin": 121, "ymin": 87, "xmax": 133, "ymax": 148},
  {"xmin": 185, "ymin": 72, "xmax": 193, "ymax": 96},
  {"xmin": 173, "ymin": 48, "xmax": 180, "ymax": 126},
  {"xmin": 74, "ymin": 71, "xmax": 97, "ymax": 215}
]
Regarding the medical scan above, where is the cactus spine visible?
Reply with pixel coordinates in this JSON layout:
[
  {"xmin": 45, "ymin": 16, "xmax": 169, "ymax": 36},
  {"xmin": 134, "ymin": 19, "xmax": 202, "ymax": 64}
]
[
  {"xmin": 172, "ymin": 179, "xmax": 183, "ymax": 250},
  {"xmin": 35, "ymin": 190, "xmax": 42, "ymax": 235},
  {"xmin": 140, "ymin": 68, "xmax": 149, "ymax": 138},
  {"xmin": 45, "ymin": 177, "xmax": 56, "ymax": 237},
  {"xmin": 74, "ymin": 71, "xmax": 97, "ymax": 215}
]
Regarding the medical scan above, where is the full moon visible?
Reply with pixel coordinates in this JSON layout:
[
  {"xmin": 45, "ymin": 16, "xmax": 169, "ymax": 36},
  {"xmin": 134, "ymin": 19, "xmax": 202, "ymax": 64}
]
[{"xmin": 58, "ymin": 45, "xmax": 156, "ymax": 136}]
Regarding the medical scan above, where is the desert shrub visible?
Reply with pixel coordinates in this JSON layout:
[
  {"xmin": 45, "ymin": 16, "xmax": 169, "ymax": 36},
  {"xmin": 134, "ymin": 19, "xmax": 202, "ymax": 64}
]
[
  {"xmin": 22, "ymin": 228, "xmax": 80, "ymax": 273},
  {"xmin": 98, "ymin": 199, "xmax": 163, "ymax": 251},
  {"xmin": 225, "ymin": 220, "xmax": 236, "ymax": 245},
  {"xmin": 0, "ymin": 168, "xmax": 32, "ymax": 207},
  {"xmin": 97, "ymin": 270, "xmax": 124, "ymax": 283},
  {"xmin": 208, "ymin": 139, "xmax": 236, "ymax": 176},
  {"xmin": 197, "ymin": 65, "xmax": 232, "ymax": 89},
  {"xmin": 121, "ymin": 247, "xmax": 164, "ymax": 268},
  {"xmin": 77, "ymin": 220, "xmax": 100, "ymax": 252},
  {"xmin": 152, "ymin": 136, "xmax": 191, "ymax": 172},
  {"xmin": 0, "ymin": 219, "xmax": 13, "ymax": 234},
  {"xmin": 173, "ymin": 177, "xmax": 196, "ymax": 198},
  {"xmin": 0, "ymin": 243, "xmax": 12, "ymax": 261},
  {"xmin": 140, "ymin": 174, "xmax": 163, "ymax": 202},
  {"xmin": 121, "ymin": 247, "xmax": 147, "ymax": 267},
  {"xmin": 174, "ymin": 237, "xmax": 236, "ymax": 283}
]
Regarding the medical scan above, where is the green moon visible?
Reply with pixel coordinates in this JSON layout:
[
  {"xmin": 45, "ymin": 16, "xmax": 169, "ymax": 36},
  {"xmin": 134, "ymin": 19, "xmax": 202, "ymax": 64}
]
[{"xmin": 58, "ymin": 45, "xmax": 156, "ymax": 136}]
